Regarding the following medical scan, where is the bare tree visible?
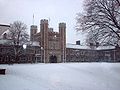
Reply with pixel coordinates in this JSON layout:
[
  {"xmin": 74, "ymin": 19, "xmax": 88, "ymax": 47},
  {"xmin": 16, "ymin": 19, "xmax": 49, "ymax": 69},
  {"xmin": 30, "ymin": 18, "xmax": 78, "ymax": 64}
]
[
  {"xmin": 9, "ymin": 21, "xmax": 29, "ymax": 63},
  {"xmin": 10, "ymin": 21, "xmax": 29, "ymax": 45},
  {"xmin": 76, "ymin": 0, "xmax": 120, "ymax": 46}
]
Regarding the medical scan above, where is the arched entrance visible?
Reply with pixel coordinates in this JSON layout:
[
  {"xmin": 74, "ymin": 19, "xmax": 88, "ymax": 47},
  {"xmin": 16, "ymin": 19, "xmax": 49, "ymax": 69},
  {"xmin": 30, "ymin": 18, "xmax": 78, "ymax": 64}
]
[{"xmin": 49, "ymin": 55, "xmax": 57, "ymax": 63}]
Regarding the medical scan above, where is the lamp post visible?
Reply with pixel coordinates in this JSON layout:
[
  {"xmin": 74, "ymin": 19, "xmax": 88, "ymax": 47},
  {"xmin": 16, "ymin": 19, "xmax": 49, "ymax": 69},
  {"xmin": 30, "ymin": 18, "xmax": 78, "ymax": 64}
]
[
  {"xmin": 114, "ymin": 49, "xmax": 116, "ymax": 62},
  {"xmin": 23, "ymin": 44, "xmax": 27, "ymax": 50},
  {"xmin": 23, "ymin": 44, "xmax": 27, "ymax": 62},
  {"xmin": 41, "ymin": 46, "xmax": 45, "ymax": 63},
  {"xmin": 41, "ymin": 47, "xmax": 43, "ymax": 63},
  {"xmin": 23, "ymin": 44, "xmax": 27, "ymax": 55}
]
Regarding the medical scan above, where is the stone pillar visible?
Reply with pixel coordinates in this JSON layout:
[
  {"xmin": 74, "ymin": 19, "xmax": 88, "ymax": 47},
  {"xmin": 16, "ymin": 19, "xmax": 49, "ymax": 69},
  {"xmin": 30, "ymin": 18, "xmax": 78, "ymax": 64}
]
[
  {"xmin": 30, "ymin": 25, "xmax": 37, "ymax": 41},
  {"xmin": 40, "ymin": 19, "xmax": 49, "ymax": 63},
  {"xmin": 59, "ymin": 23, "xmax": 66, "ymax": 62}
]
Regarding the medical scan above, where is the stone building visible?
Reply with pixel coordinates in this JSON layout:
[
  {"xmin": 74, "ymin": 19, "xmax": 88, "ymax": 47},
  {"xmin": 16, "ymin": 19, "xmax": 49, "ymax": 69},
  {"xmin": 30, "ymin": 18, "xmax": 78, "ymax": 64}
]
[
  {"xmin": 30, "ymin": 19, "xmax": 120, "ymax": 63},
  {"xmin": 66, "ymin": 43, "xmax": 120, "ymax": 62},
  {"xmin": 30, "ymin": 19, "xmax": 66, "ymax": 63},
  {"xmin": 0, "ymin": 24, "xmax": 41, "ymax": 64},
  {"xmin": 0, "ymin": 22, "xmax": 120, "ymax": 64}
]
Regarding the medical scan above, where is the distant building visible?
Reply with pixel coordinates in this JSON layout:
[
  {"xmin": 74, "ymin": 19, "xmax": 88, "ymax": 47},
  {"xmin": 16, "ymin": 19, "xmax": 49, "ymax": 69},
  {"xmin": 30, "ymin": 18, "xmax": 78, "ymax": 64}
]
[
  {"xmin": 66, "ymin": 43, "xmax": 120, "ymax": 62},
  {"xmin": 0, "ymin": 24, "xmax": 41, "ymax": 64}
]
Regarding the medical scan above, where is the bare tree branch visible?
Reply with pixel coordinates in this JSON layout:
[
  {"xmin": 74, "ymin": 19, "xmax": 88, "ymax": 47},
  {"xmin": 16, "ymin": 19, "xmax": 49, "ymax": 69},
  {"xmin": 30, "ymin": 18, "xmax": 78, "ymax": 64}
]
[
  {"xmin": 9, "ymin": 21, "xmax": 29, "ymax": 63},
  {"xmin": 10, "ymin": 21, "xmax": 29, "ymax": 45},
  {"xmin": 76, "ymin": 0, "xmax": 120, "ymax": 46}
]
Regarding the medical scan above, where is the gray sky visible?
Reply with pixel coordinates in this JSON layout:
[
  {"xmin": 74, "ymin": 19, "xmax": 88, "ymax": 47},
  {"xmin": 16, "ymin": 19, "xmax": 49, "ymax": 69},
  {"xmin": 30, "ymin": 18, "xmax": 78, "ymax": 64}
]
[{"xmin": 0, "ymin": 0, "xmax": 85, "ymax": 44}]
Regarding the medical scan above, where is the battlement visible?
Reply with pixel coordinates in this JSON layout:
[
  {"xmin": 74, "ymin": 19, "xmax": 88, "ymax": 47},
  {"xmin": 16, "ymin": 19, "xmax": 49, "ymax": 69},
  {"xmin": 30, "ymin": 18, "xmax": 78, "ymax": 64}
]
[
  {"xmin": 59, "ymin": 23, "xmax": 66, "ymax": 28},
  {"xmin": 30, "ymin": 25, "xmax": 37, "ymax": 29},
  {"xmin": 40, "ymin": 19, "xmax": 48, "ymax": 24},
  {"xmin": 49, "ymin": 28, "xmax": 53, "ymax": 32}
]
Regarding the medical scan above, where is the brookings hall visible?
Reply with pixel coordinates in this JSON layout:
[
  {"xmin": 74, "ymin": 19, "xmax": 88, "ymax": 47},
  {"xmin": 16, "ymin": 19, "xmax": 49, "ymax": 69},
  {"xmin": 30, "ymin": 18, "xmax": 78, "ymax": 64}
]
[{"xmin": 0, "ymin": 19, "xmax": 120, "ymax": 64}]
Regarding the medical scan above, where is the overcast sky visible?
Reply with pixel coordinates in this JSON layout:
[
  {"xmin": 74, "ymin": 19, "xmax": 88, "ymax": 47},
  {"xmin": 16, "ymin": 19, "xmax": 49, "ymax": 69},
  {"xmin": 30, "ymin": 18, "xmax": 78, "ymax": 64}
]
[{"xmin": 0, "ymin": 0, "xmax": 86, "ymax": 44}]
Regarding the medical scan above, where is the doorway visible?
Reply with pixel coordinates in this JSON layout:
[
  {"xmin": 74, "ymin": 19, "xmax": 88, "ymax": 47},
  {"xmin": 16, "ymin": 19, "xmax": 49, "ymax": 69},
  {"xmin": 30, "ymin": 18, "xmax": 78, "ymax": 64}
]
[{"xmin": 49, "ymin": 55, "xmax": 57, "ymax": 63}]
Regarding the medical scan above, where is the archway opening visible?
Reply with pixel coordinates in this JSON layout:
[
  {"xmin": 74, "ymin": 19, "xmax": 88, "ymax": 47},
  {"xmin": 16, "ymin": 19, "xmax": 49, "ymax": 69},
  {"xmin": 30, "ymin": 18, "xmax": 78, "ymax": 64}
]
[{"xmin": 49, "ymin": 55, "xmax": 57, "ymax": 63}]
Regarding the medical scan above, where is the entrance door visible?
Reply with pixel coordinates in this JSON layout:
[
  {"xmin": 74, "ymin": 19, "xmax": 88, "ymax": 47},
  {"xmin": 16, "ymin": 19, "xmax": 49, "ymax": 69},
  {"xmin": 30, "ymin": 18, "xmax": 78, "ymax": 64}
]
[{"xmin": 49, "ymin": 55, "xmax": 57, "ymax": 63}]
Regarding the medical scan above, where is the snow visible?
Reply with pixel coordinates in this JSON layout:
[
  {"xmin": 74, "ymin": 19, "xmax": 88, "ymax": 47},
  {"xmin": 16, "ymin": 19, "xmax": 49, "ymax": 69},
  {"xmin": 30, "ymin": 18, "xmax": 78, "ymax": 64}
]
[
  {"xmin": 27, "ymin": 41, "xmax": 40, "ymax": 46},
  {"xmin": 96, "ymin": 46, "xmax": 115, "ymax": 50},
  {"xmin": 0, "ymin": 63, "xmax": 120, "ymax": 90},
  {"xmin": 0, "ymin": 25, "xmax": 10, "ymax": 39},
  {"xmin": 0, "ymin": 39, "xmax": 13, "ymax": 44},
  {"xmin": 66, "ymin": 43, "xmax": 91, "ymax": 49},
  {"xmin": 66, "ymin": 43, "xmax": 115, "ymax": 50},
  {"xmin": 1, "ymin": 29, "xmax": 10, "ymax": 36}
]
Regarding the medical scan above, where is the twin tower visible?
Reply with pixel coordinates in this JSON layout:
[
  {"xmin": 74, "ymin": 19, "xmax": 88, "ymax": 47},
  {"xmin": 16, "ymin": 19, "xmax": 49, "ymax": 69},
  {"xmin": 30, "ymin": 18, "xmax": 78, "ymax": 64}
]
[{"xmin": 30, "ymin": 19, "xmax": 66, "ymax": 63}]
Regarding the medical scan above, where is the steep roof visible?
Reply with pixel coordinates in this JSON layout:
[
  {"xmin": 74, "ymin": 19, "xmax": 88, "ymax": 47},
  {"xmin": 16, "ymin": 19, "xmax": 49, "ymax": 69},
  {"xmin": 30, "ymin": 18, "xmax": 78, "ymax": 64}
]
[
  {"xmin": 0, "ymin": 24, "xmax": 10, "ymax": 39},
  {"xmin": 0, "ymin": 39, "xmax": 13, "ymax": 45}
]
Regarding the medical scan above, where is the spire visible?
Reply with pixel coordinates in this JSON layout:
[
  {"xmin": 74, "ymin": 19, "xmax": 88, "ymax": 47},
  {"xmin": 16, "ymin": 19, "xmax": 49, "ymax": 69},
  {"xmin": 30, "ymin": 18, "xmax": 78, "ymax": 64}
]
[
  {"xmin": 48, "ymin": 17, "xmax": 50, "ymax": 28},
  {"xmin": 33, "ymin": 14, "xmax": 34, "ymax": 25},
  {"xmin": 48, "ymin": 17, "xmax": 50, "ymax": 23}
]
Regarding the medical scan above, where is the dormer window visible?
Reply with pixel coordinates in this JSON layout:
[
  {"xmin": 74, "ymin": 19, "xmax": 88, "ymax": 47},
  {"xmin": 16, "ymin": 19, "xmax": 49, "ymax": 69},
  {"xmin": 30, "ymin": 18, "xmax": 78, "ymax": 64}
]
[{"xmin": 3, "ymin": 33, "xmax": 7, "ymax": 39}]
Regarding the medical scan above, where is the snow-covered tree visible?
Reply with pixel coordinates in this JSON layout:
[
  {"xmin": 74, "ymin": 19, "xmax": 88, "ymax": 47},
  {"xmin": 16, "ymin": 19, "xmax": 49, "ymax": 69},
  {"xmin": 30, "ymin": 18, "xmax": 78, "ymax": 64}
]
[
  {"xmin": 76, "ymin": 0, "xmax": 120, "ymax": 46},
  {"xmin": 9, "ymin": 21, "xmax": 29, "ymax": 63},
  {"xmin": 10, "ymin": 21, "xmax": 29, "ymax": 45}
]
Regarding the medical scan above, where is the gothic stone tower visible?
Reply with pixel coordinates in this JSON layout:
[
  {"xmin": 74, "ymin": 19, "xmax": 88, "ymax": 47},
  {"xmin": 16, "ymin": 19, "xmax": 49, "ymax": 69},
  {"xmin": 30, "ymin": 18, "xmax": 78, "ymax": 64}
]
[
  {"xmin": 30, "ymin": 25, "xmax": 37, "ymax": 41},
  {"xmin": 40, "ymin": 19, "xmax": 66, "ymax": 63},
  {"xmin": 59, "ymin": 23, "xmax": 66, "ymax": 62},
  {"xmin": 40, "ymin": 19, "xmax": 49, "ymax": 63}
]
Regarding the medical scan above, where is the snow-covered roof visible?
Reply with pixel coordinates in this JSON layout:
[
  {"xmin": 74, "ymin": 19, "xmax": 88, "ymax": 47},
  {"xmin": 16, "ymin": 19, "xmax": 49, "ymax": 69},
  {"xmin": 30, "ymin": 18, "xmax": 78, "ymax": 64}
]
[
  {"xmin": 66, "ymin": 43, "xmax": 91, "ymax": 50},
  {"xmin": 1, "ymin": 29, "xmax": 10, "ymax": 35},
  {"xmin": 32, "ymin": 41, "xmax": 40, "ymax": 46},
  {"xmin": 66, "ymin": 43, "xmax": 115, "ymax": 50},
  {"xmin": 27, "ymin": 41, "xmax": 40, "ymax": 46},
  {"xmin": 0, "ymin": 63, "xmax": 119, "ymax": 90},
  {"xmin": 0, "ymin": 24, "xmax": 10, "ymax": 39},
  {"xmin": 0, "ymin": 23, "xmax": 10, "ymax": 27},
  {"xmin": 96, "ymin": 46, "xmax": 115, "ymax": 50},
  {"xmin": 0, "ymin": 39, "xmax": 13, "ymax": 45}
]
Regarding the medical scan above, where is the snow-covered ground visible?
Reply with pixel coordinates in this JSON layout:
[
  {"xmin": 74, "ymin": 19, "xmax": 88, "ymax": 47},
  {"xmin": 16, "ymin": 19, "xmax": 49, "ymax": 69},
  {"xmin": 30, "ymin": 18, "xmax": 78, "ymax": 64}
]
[{"xmin": 0, "ymin": 63, "xmax": 120, "ymax": 90}]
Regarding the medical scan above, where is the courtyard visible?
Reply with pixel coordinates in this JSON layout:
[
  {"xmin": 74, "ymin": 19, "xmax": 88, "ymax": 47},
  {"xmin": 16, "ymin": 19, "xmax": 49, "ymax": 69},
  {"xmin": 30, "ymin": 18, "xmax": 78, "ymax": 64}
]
[{"xmin": 0, "ymin": 63, "xmax": 120, "ymax": 90}]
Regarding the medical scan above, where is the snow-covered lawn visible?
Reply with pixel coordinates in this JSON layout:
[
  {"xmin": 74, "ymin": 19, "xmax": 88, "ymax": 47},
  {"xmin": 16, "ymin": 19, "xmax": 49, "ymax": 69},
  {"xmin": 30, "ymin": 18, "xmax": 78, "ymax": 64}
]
[{"xmin": 0, "ymin": 63, "xmax": 120, "ymax": 90}]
